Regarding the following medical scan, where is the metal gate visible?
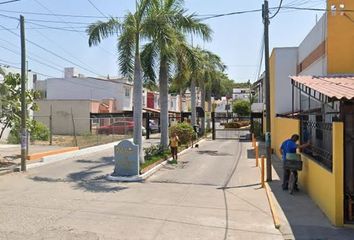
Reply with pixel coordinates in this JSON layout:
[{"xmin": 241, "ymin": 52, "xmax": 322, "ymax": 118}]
[
  {"xmin": 344, "ymin": 110, "xmax": 354, "ymax": 222},
  {"xmin": 211, "ymin": 112, "xmax": 250, "ymax": 140}
]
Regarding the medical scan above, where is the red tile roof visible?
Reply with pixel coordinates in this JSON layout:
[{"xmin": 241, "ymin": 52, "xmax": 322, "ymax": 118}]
[{"xmin": 290, "ymin": 75, "xmax": 354, "ymax": 100}]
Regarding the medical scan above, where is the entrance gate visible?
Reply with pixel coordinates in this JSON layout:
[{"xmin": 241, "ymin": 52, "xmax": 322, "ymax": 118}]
[{"xmin": 211, "ymin": 112, "xmax": 250, "ymax": 140}]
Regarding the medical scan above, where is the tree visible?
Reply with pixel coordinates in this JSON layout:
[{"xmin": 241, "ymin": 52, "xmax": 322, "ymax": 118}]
[
  {"xmin": 195, "ymin": 48, "xmax": 225, "ymax": 135},
  {"xmin": 141, "ymin": 0, "xmax": 211, "ymax": 149},
  {"xmin": 232, "ymin": 100, "xmax": 251, "ymax": 116},
  {"xmin": 87, "ymin": 0, "xmax": 151, "ymax": 163},
  {"xmin": 0, "ymin": 69, "xmax": 39, "ymax": 140}
]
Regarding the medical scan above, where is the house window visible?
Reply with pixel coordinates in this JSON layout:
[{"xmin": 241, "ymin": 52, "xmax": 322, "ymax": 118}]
[
  {"xmin": 171, "ymin": 101, "xmax": 173, "ymax": 108},
  {"xmin": 125, "ymin": 88, "xmax": 130, "ymax": 97}
]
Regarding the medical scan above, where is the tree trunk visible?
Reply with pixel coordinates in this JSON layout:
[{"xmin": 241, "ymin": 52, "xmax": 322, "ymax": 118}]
[
  {"xmin": 200, "ymin": 79, "xmax": 206, "ymax": 136},
  {"xmin": 133, "ymin": 40, "xmax": 144, "ymax": 164},
  {"xmin": 190, "ymin": 78, "xmax": 196, "ymax": 126},
  {"xmin": 159, "ymin": 58, "xmax": 169, "ymax": 149},
  {"xmin": 0, "ymin": 121, "xmax": 10, "ymax": 139},
  {"xmin": 206, "ymin": 89, "xmax": 212, "ymax": 130}
]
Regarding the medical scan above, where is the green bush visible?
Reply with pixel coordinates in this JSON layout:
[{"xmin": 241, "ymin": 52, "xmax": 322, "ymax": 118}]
[
  {"xmin": 7, "ymin": 129, "xmax": 20, "ymax": 144},
  {"xmin": 169, "ymin": 122, "xmax": 194, "ymax": 144},
  {"xmin": 31, "ymin": 121, "xmax": 49, "ymax": 141},
  {"xmin": 7, "ymin": 120, "xmax": 49, "ymax": 144},
  {"xmin": 232, "ymin": 100, "xmax": 250, "ymax": 116}
]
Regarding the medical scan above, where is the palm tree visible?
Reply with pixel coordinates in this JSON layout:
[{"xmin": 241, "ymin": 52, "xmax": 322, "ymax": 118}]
[
  {"xmin": 197, "ymin": 49, "xmax": 225, "ymax": 135},
  {"xmin": 87, "ymin": 0, "xmax": 150, "ymax": 163},
  {"xmin": 141, "ymin": 0, "xmax": 211, "ymax": 149}
]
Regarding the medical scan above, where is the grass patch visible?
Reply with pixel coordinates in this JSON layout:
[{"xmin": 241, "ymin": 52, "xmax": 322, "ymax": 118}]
[{"xmin": 140, "ymin": 149, "xmax": 170, "ymax": 171}]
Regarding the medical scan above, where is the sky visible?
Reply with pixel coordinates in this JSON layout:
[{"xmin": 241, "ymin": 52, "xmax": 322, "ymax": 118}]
[{"xmin": 0, "ymin": 0, "xmax": 326, "ymax": 82}]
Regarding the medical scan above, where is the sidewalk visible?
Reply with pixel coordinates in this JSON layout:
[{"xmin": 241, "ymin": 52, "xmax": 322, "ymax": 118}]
[
  {"xmin": 254, "ymin": 142, "xmax": 354, "ymax": 240},
  {"xmin": 0, "ymin": 135, "xmax": 161, "ymax": 175}
]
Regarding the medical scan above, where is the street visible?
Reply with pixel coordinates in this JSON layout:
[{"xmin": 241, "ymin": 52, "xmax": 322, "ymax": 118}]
[{"xmin": 0, "ymin": 139, "xmax": 281, "ymax": 240}]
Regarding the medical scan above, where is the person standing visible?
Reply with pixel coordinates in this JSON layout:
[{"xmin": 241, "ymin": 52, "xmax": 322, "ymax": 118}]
[
  {"xmin": 280, "ymin": 134, "xmax": 310, "ymax": 190},
  {"xmin": 169, "ymin": 132, "xmax": 180, "ymax": 161}
]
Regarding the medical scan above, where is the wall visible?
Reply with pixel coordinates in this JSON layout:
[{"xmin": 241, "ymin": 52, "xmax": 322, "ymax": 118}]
[
  {"xmin": 327, "ymin": 0, "xmax": 354, "ymax": 74},
  {"xmin": 298, "ymin": 122, "xmax": 344, "ymax": 226},
  {"xmin": 46, "ymin": 78, "xmax": 133, "ymax": 111},
  {"xmin": 34, "ymin": 100, "xmax": 91, "ymax": 135},
  {"xmin": 273, "ymin": 118, "xmax": 344, "ymax": 226},
  {"xmin": 272, "ymin": 117, "xmax": 299, "ymax": 156},
  {"xmin": 298, "ymin": 14, "xmax": 327, "ymax": 63},
  {"xmin": 274, "ymin": 48, "xmax": 299, "ymax": 114}
]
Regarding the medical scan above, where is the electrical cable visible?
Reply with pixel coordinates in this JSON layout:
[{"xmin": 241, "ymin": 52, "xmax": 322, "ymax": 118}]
[
  {"xmin": 0, "ymin": 24, "xmax": 104, "ymax": 76},
  {"xmin": 0, "ymin": 0, "xmax": 20, "ymax": 5},
  {"xmin": 269, "ymin": 0, "xmax": 284, "ymax": 19},
  {"xmin": 33, "ymin": 0, "xmax": 117, "ymax": 58},
  {"xmin": 87, "ymin": 0, "xmax": 108, "ymax": 18}
]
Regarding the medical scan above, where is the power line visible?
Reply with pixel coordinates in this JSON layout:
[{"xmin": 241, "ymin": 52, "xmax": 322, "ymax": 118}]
[
  {"xmin": 0, "ymin": 44, "xmax": 65, "ymax": 73},
  {"xmin": 0, "ymin": 9, "xmax": 109, "ymax": 19},
  {"xmin": 87, "ymin": 0, "xmax": 108, "ymax": 18},
  {"xmin": 33, "ymin": 0, "xmax": 117, "ymax": 58},
  {"xmin": 28, "ymin": 26, "xmax": 104, "ymax": 75},
  {"xmin": 269, "ymin": 0, "xmax": 284, "ymax": 19},
  {"xmin": 0, "ymin": 23, "xmax": 104, "ymax": 76},
  {"xmin": 0, "ymin": 0, "xmax": 20, "ymax": 5}
]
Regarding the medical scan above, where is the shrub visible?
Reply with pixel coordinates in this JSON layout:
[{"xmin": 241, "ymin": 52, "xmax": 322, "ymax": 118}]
[
  {"xmin": 31, "ymin": 121, "xmax": 50, "ymax": 141},
  {"xmin": 7, "ymin": 120, "xmax": 49, "ymax": 144},
  {"xmin": 169, "ymin": 122, "xmax": 194, "ymax": 144},
  {"xmin": 144, "ymin": 144, "xmax": 164, "ymax": 160},
  {"xmin": 232, "ymin": 100, "xmax": 250, "ymax": 116}
]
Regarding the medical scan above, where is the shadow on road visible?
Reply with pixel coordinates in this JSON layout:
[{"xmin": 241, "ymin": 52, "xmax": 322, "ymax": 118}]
[
  {"xmin": 29, "ymin": 156, "xmax": 128, "ymax": 193},
  {"xmin": 197, "ymin": 150, "xmax": 232, "ymax": 156}
]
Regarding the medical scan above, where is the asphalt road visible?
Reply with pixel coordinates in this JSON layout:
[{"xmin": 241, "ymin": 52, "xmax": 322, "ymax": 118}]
[{"xmin": 0, "ymin": 138, "xmax": 281, "ymax": 240}]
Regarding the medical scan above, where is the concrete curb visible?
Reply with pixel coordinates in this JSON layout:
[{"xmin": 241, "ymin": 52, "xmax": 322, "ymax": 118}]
[
  {"xmin": 26, "ymin": 138, "xmax": 133, "ymax": 170},
  {"xmin": 106, "ymin": 137, "xmax": 209, "ymax": 182},
  {"xmin": 264, "ymin": 182, "xmax": 281, "ymax": 229}
]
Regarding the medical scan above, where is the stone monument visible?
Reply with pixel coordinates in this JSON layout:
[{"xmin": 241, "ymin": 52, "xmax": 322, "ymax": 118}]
[{"xmin": 111, "ymin": 140, "xmax": 139, "ymax": 177}]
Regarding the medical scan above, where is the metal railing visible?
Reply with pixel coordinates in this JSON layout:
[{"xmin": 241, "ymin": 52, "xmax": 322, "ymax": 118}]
[{"xmin": 300, "ymin": 119, "xmax": 333, "ymax": 171}]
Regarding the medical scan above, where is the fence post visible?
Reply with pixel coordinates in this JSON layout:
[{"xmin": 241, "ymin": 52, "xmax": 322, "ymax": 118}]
[
  {"xmin": 71, "ymin": 108, "xmax": 77, "ymax": 147},
  {"xmin": 211, "ymin": 112, "xmax": 215, "ymax": 140},
  {"xmin": 49, "ymin": 104, "xmax": 53, "ymax": 145},
  {"xmin": 261, "ymin": 155, "xmax": 265, "ymax": 188},
  {"xmin": 256, "ymin": 142, "xmax": 259, "ymax": 167},
  {"xmin": 145, "ymin": 112, "xmax": 150, "ymax": 140}
]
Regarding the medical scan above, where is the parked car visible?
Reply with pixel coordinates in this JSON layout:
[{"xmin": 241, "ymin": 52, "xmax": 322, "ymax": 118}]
[
  {"xmin": 148, "ymin": 120, "xmax": 159, "ymax": 134},
  {"xmin": 97, "ymin": 121, "xmax": 146, "ymax": 136}
]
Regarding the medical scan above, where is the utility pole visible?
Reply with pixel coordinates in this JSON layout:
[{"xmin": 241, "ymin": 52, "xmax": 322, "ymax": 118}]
[
  {"xmin": 20, "ymin": 15, "xmax": 27, "ymax": 171},
  {"xmin": 263, "ymin": 0, "xmax": 272, "ymax": 181}
]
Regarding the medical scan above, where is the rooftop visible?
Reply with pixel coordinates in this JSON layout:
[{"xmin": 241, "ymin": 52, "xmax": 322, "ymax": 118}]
[{"xmin": 291, "ymin": 75, "xmax": 354, "ymax": 101}]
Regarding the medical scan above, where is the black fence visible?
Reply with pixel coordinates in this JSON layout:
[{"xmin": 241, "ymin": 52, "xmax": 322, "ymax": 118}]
[{"xmin": 300, "ymin": 119, "xmax": 333, "ymax": 171}]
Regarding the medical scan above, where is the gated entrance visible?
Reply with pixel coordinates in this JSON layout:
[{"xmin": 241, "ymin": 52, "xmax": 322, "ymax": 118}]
[{"xmin": 211, "ymin": 112, "xmax": 251, "ymax": 140}]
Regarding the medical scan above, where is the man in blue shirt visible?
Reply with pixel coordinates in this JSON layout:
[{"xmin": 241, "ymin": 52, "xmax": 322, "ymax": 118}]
[{"xmin": 280, "ymin": 134, "xmax": 309, "ymax": 191}]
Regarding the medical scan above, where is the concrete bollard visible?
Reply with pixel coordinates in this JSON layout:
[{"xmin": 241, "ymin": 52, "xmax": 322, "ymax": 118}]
[{"xmin": 261, "ymin": 155, "xmax": 265, "ymax": 188}]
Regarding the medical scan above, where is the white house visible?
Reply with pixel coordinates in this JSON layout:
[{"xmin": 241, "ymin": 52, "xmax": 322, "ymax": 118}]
[
  {"xmin": 232, "ymin": 88, "xmax": 250, "ymax": 101},
  {"xmin": 37, "ymin": 68, "xmax": 133, "ymax": 112}
]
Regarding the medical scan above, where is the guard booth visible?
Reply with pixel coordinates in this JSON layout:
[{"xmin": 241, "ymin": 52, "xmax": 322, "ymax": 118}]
[{"xmin": 211, "ymin": 112, "xmax": 251, "ymax": 140}]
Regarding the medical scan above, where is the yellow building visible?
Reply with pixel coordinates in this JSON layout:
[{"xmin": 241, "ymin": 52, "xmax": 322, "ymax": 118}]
[{"xmin": 266, "ymin": 0, "xmax": 354, "ymax": 226}]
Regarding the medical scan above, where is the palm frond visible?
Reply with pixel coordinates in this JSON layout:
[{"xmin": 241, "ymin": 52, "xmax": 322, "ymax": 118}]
[
  {"xmin": 118, "ymin": 27, "xmax": 135, "ymax": 80},
  {"xmin": 141, "ymin": 42, "xmax": 158, "ymax": 82},
  {"xmin": 87, "ymin": 17, "xmax": 120, "ymax": 46}
]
